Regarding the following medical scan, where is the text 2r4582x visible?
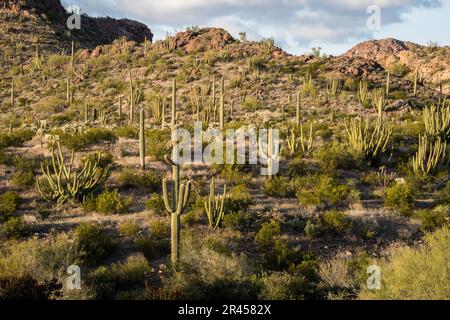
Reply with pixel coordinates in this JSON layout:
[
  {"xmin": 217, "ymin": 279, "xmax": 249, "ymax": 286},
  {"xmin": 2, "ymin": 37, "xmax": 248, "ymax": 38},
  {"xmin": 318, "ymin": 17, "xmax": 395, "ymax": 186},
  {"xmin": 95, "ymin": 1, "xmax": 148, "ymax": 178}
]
[{"xmin": 222, "ymin": 305, "xmax": 271, "ymax": 316}]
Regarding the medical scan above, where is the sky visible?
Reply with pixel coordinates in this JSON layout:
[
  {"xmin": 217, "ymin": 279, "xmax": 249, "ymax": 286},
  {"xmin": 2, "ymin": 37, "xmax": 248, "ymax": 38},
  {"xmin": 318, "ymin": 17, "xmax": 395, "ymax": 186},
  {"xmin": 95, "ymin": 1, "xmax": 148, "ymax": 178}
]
[{"xmin": 62, "ymin": 0, "xmax": 450, "ymax": 56}]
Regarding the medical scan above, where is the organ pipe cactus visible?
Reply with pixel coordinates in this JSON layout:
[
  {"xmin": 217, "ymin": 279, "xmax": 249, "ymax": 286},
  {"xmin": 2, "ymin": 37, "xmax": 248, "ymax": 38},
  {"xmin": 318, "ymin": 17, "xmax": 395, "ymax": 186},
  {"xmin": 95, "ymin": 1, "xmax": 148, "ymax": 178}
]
[
  {"xmin": 300, "ymin": 123, "xmax": 314, "ymax": 155},
  {"xmin": 204, "ymin": 177, "xmax": 227, "ymax": 229},
  {"xmin": 345, "ymin": 117, "xmax": 392, "ymax": 161},
  {"xmin": 358, "ymin": 80, "xmax": 370, "ymax": 108},
  {"xmin": 259, "ymin": 127, "xmax": 280, "ymax": 179},
  {"xmin": 286, "ymin": 126, "xmax": 299, "ymax": 155},
  {"xmin": 162, "ymin": 155, "xmax": 192, "ymax": 264},
  {"xmin": 411, "ymin": 136, "xmax": 447, "ymax": 176},
  {"xmin": 423, "ymin": 102, "xmax": 450, "ymax": 141},
  {"xmin": 327, "ymin": 78, "xmax": 339, "ymax": 97},
  {"xmin": 36, "ymin": 141, "xmax": 109, "ymax": 205},
  {"xmin": 372, "ymin": 88, "xmax": 387, "ymax": 118},
  {"xmin": 139, "ymin": 109, "xmax": 146, "ymax": 169}
]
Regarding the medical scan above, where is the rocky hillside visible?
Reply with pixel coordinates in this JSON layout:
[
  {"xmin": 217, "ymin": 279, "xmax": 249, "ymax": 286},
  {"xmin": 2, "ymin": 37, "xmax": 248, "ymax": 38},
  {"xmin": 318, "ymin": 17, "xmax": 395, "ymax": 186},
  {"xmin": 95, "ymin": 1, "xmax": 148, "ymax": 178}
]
[
  {"xmin": 342, "ymin": 38, "xmax": 450, "ymax": 93},
  {"xmin": 0, "ymin": 0, "xmax": 153, "ymax": 49}
]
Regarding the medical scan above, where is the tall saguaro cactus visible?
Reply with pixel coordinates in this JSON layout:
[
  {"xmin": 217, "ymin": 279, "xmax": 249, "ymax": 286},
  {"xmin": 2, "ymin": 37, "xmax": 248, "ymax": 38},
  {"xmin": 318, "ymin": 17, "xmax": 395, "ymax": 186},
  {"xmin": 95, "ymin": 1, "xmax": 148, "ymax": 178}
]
[
  {"xmin": 162, "ymin": 155, "xmax": 191, "ymax": 264},
  {"xmin": 171, "ymin": 78, "xmax": 177, "ymax": 131},
  {"xmin": 204, "ymin": 177, "xmax": 227, "ymax": 229},
  {"xmin": 139, "ymin": 109, "xmax": 146, "ymax": 169},
  {"xmin": 129, "ymin": 69, "xmax": 134, "ymax": 123}
]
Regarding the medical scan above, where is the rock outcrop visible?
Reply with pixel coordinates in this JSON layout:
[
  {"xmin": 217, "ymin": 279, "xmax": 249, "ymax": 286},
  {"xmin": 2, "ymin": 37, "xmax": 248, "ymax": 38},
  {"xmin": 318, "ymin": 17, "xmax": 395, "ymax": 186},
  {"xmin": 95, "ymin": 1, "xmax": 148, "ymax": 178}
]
[{"xmin": 159, "ymin": 28, "xmax": 235, "ymax": 52}]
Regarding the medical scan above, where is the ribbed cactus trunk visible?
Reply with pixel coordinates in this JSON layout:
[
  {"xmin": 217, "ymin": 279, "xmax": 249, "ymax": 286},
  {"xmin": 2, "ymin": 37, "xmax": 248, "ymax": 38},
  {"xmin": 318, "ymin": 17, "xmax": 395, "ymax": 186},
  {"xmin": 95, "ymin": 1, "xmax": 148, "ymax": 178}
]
[
  {"xmin": 129, "ymin": 69, "xmax": 134, "ymax": 124},
  {"xmin": 219, "ymin": 94, "xmax": 224, "ymax": 130},
  {"xmin": 171, "ymin": 78, "xmax": 176, "ymax": 131},
  {"xmin": 139, "ymin": 109, "xmax": 145, "ymax": 170},
  {"xmin": 413, "ymin": 69, "xmax": 418, "ymax": 97},
  {"xmin": 296, "ymin": 91, "xmax": 301, "ymax": 126},
  {"xmin": 212, "ymin": 76, "xmax": 216, "ymax": 122}
]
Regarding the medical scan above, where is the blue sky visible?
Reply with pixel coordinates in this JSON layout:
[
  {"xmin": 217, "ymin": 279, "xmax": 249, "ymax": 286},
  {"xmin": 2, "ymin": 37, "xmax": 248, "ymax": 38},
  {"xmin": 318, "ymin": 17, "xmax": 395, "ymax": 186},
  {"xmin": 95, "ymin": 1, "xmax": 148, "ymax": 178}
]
[{"xmin": 62, "ymin": 0, "xmax": 450, "ymax": 55}]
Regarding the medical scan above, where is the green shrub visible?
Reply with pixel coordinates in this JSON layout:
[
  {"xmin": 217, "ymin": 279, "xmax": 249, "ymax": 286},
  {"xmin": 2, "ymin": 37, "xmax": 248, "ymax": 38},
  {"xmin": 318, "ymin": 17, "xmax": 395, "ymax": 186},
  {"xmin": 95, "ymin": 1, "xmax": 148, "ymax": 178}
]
[
  {"xmin": 149, "ymin": 220, "xmax": 169, "ymax": 240},
  {"xmin": 321, "ymin": 211, "xmax": 352, "ymax": 235},
  {"xmin": 415, "ymin": 207, "xmax": 449, "ymax": 232},
  {"xmin": 263, "ymin": 176, "xmax": 296, "ymax": 198},
  {"xmin": 145, "ymin": 194, "xmax": 166, "ymax": 216},
  {"xmin": 87, "ymin": 254, "xmax": 151, "ymax": 299},
  {"xmin": 255, "ymin": 220, "xmax": 281, "ymax": 247},
  {"xmin": 296, "ymin": 174, "xmax": 353, "ymax": 209},
  {"xmin": 313, "ymin": 142, "xmax": 363, "ymax": 173},
  {"xmin": 118, "ymin": 169, "xmax": 161, "ymax": 192},
  {"xmin": 224, "ymin": 184, "xmax": 253, "ymax": 213},
  {"xmin": 1, "ymin": 217, "xmax": 29, "ymax": 239},
  {"xmin": 304, "ymin": 220, "xmax": 319, "ymax": 239},
  {"xmin": 0, "ymin": 275, "xmax": 61, "ymax": 300},
  {"xmin": 259, "ymin": 272, "xmax": 315, "ymax": 300},
  {"xmin": 115, "ymin": 125, "xmax": 138, "ymax": 139},
  {"xmin": 222, "ymin": 210, "xmax": 253, "ymax": 231},
  {"xmin": 384, "ymin": 182, "xmax": 418, "ymax": 215},
  {"xmin": 0, "ymin": 192, "xmax": 21, "ymax": 223},
  {"xmin": 84, "ymin": 190, "xmax": 133, "ymax": 215},
  {"xmin": 74, "ymin": 223, "xmax": 117, "ymax": 266},
  {"xmin": 164, "ymin": 232, "xmax": 259, "ymax": 299},
  {"xmin": 359, "ymin": 227, "xmax": 450, "ymax": 300},
  {"xmin": 60, "ymin": 128, "xmax": 117, "ymax": 151},
  {"xmin": 434, "ymin": 181, "xmax": 450, "ymax": 205},
  {"xmin": 145, "ymin": 129, "xmax": 171, "ymax": 161},
  {"xmin": 11, "ymin": 170, "xmax": 34, "ymax": 188},
  {"xmin": 0, "ymin": 129, "xmax": 34, "ymax": 149},
  {"xmin": 118, "ymin": 221, "xmax": 141, "ymax": 238}
]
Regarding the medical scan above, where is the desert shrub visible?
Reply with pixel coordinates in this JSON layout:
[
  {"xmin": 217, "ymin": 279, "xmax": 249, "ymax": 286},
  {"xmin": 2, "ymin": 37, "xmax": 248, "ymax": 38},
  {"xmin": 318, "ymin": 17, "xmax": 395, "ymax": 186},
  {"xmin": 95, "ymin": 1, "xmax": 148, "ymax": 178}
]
[
  {"xmin": 0, "ymin": 217, "xmax": 29, "ymax": 239},
  {"xmin": 115, "ymin": 125, "xmax": 138, "ymax": 139},
  {"xmin": 0, "ymin": 275, "xmax": 61, "ymax": 300},
  {"xmin": 87, "ymin": 254, "xmax": 151, "ymax": 299},
  {"xmin": 0, "ymin": 192, "xmax": 21, "ymax": 223},
  {"xmin": 84, "ymin": 190, "xmax": 133, "ymax": 215},
  {"xmin": 384, "ymin": 182, "xmax": 418, "ymax": 215},
  {"xmin": 82, "ymin": 152, "xmax": 114, "ymax": 169},
  {"xmin": 388, "ymin": 63, "xmax": 410, "ymax": 77},
  {"xmin": 259, "ymin": 272, "xmax": 317, "ymax": 300},
  {"xmin": 262, "ymin": 240, "xmax": 317, "ymax": 273},
  {"xmin": 214, "ymin": 164, "xmax": 252, "ymax": 186},
  {"xmin": 60, "ymin": 128, "xmax": 117, "ymax": 151},
  {"xmin": 11, "ymin": 170, "xmax": 34, "ymax": 188},
  {"xmin": 222, "ymin": 210, "xmax": 253, "ymax": 231},
  {"xmin": 145, "ymin": 129, "xmax": 171, "ymax": 161},
  {"xmin": 313, "ymin": 142, "xmax": 363, "ymax": 173},
  {"xmin": 224, "ymin": 184, "xmax": 253, "ymax": 213},
  {"xmin": 318, "ymin": 257, "xmax": 353, "ymax": 290},
  {"xmin": 295, "ymin": 174, "xmax": 354, "ymax": 209},
  {"xmin": 0, "ymin": 129, "xmax": 34, "ymax": 149},
  {"xmin": 415, "ymin": 206, "xmax": 449, "ymax": 232},
  {"xmin": 74, "ymin": 223, "xmax": 117, "ymax": 266},
  {"xmin": 118, "ymin": 168, "xmax": 161, "ymax": 192},
  {"xmin": 434, "ymin": 181, "xmax": 450, "ymax": 205},
  {"xmin": 263, "ymin": 176, "xmax": 296, "ymax": 198},
  {"xmin": 149, "ymin": 220, "xmax": 169, "ymax": 240},
  {"xmin": 118, "ymin": 221, "xmax": 141, "ymax": 238},
  {"xmin": 321, "ymin": 211, "xmax": 353, "ymax": 235},
  {"xmin": 32, "ymin": 96, "xmax": 66, "ymax": 114},
  {"xmin": 145, "ymin": 194, "xmax": 166, "ymax": 216},
  {"xmin": 255, "ymin": 220, "xmax": 281, "ymax": 247},
  {"xmin": 304, "ymin": 220, "xmax": 320, "ymax": 239},
  {"xmin": 359, "ymin": 227, "xmax": 450, "ymax": 300},
  {"xmin": 164, "ymin": 232, "xmax": 259, "ymax": 299}
]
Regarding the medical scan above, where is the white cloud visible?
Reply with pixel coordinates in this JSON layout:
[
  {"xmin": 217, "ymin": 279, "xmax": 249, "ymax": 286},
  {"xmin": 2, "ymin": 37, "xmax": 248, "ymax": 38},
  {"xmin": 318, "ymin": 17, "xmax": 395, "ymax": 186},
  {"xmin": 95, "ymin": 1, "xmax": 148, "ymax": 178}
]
[{"xmin": 62, "ymin": 0, "xmax": 444, "ymax": 54}]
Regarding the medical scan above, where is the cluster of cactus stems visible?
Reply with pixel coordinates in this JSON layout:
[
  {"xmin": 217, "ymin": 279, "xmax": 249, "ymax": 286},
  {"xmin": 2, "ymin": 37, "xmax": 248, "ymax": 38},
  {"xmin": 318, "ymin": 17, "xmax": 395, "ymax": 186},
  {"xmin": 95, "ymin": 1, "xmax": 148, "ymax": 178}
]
[
  {"xmin": 411, "ymin": 136, "xmax": 447, "ymax": 175},
  {"xmin": 204, "ymin": 177, "xmax": 227, "ymax": 229},
  {"xmin": 327, "ymin": 78, "xmax": 339, "ymax": 97},
  {"xmin": 300, "ymin": 123, "xmax": 314, "ymax": 155},
  {"xmin": 345, "ymin": 117, "xmax": 392, "ymax": 160},
  {"xmin": 372, "ymin": 88, "xmax": 387, "ymax": 118},
  {"xmin": 139, "ymin": 109, "xmax": 146, "ymax": 169},
  {"xmin": 357, "ymin": 80, "xmax": 370, "ymax": 107},
  {"xmin": 423, "ymin": 102, "xmax": 450, "ymax": 141},
  {"xmin": 259, "ymin": 127, "xmax": 279, "ymax": 179},
  {"xmin": 36, "ymin": 141, "xmax": 109, "ymax": 205},
  {"xmin": 162, "ymin": 154, "xmax": 192, "ymax": 264},
  {"xmin": 413, "ymin": 68, "xmax": 425, "ymax": 97},
  {"xmin": 151, "ymin": 95, "xmax": 166, "ymax": 127}
]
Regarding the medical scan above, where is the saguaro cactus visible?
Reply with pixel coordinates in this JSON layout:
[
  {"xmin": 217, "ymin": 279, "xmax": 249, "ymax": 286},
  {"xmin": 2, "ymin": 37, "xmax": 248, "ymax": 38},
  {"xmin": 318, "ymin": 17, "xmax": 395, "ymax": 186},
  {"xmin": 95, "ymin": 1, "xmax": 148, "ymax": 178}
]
[
  {"xmin": 386, "ymin": 70, "xmax": 390, "ymax": 96},
  {"xmin": 171, "ymin": 78, "xmax": 177, "ymax": 131},
  {"xmin": 139, "ymin": 109, "xmax": 146, "ymax": 169},
  {"xmin": 129, "ymin": 69, "xmax": 134, "ymax": 123},
  {"xmin": 162, "ymin": 155, "xmax": 191, "ymax": 264},
  {"xmin": 219, "ymin": 93, "xmax": 225, "ymax": 130},
  {"xmin": 204, "ymin": 177, "xmax": 227, "ymax": 229}
]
